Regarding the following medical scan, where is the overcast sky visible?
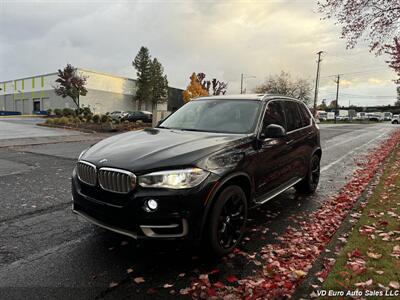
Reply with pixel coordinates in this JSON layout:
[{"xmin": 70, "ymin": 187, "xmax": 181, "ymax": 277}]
[{"xmin": 0, "ymin": 0, "xmax": 397, "ymax": 106}]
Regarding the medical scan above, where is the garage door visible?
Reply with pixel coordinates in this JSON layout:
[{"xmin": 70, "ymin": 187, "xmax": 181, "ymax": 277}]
[
  {"xmin": 15, "ymin": 100, "xmax": 22, "ymax": 113},
  {"xmin": 23, "ymin": 99, "xmax": 31, "ymax": 115}
]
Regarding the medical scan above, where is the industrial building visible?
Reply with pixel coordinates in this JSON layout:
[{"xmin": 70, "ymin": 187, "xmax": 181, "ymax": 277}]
[{"xmin": 0, "ymin": 68, "xmax": 184, "ymax": 115}]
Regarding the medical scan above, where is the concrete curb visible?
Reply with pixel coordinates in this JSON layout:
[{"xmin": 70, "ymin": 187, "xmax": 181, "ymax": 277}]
[{"xmin": 0, "ymin": 115, "xmax": 45, "ymax": 118}]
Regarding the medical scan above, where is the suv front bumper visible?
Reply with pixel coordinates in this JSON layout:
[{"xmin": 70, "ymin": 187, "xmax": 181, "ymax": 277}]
[{"xmin": 71, "ymin": 168, "xmax": 219, "ymax": 240}]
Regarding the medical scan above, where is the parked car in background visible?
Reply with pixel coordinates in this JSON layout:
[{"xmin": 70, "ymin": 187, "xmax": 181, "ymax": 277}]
[
  {"xmin": 383, "ymin": 112, "xmax": 393, "ymax": 121},
  {"xmin": 123, "ymin": 111, "xmax": 153, "ymax": 123},
  {"xmin": 392, "ymin": 115, "xmax": 399, "ymax": 124},
  {"xmin": 72, "ymin": 94, "xmax": 321, "ymax": 256},
  {"xmin": 366, "ymin": 113, "xmax": 383, "ymax": 122},
  {"xmin": 109, "ymin": 111, "xmax": 128, "ymax": 120}
]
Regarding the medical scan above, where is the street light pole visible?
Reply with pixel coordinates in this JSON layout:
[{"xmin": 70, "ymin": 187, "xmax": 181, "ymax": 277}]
[
  {"xmin": 313, "ymin": 51, "xmax": 324, "ymax": 116},
  {"xmin": 334, "ymin": 74, "xmax": 340, "ymax": 124},
  {"xmin": 240, "ymin": 74, "xmax": 256, "ymax": 94},
  {"xmin": 240, "ymin": 73, "xmax": 244, "ymax": 94}
]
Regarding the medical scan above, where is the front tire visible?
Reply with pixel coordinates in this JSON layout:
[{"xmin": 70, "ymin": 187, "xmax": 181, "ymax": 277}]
[
  {"xmin": 204, "ymin": 185, "xmax": 247, "ymax": 256},
  {"xmin": 295, "ymin": 154, "xmax": 320, "ymax": 194}
]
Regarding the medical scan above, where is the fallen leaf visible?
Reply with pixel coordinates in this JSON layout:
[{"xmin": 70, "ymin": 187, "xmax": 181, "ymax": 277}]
[
  {"xmin": 179, "ymin": 287, "xmax": 191, "ymax": 295},
  {"xmin": 134, "ymin": 277, "xmax": 145, "ymax": 284},
  {"xmin": 226, "ymin": 275, "xmax": 238, "ymax": 283},
  {"xmin": 126, "ymin": 268, "xmax": 134, "ymax": 274},
  {"xmin": 367, "ymin": 252, "xmax": 382, "ymax": 259},
  {"xmin": 163, "ymin": 283, "xmax": 174, "ymax": 288},
  {"xmin": 109, "ymin": 281, "xmax": 118, "ymax": 288},
  {"xmin": 354, "ymin": 279, "xmax": 373, "ymax": 288},
  {"xmin": 389, "ymin": 281, "xmax": 400, "ymax": 289}
]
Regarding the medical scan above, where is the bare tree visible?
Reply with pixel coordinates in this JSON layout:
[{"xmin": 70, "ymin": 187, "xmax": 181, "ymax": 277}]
[{"xmin": 254, "ymin": 71, "xmax": 313, "ymax": 104}]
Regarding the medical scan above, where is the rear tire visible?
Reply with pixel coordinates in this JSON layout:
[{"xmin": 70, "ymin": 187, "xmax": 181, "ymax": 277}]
[
  {"xmin": 295, "ymin": 154, "xmax": 320, "ymax": 194},
  {"xmin": 204, "ymin": 185, "xmax": 247, "ymax": 256}
]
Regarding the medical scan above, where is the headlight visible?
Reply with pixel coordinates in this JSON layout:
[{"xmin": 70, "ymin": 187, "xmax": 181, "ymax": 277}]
[{"xmin": 138, "ymin": 168, "xmax": 210, "ymax": 189}]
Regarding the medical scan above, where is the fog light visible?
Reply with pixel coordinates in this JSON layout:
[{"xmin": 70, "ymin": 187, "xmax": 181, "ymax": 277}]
[{"xmin": 144, "ymin": 199, "xmax": 158, "ymax": 212}]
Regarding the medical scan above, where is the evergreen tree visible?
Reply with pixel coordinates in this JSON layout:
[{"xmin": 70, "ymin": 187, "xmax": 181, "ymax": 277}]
[
  {"xmin": 133, "ymin": 47, "xmax": 152, "ymax": 110},
  {"xmin": 150, "ymin": 58, "xmax": 169, "ymax": 108}
]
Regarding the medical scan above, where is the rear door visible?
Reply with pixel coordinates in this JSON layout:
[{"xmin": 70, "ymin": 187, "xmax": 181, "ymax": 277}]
[{"xmin": 282, "ymin": 100, "xmax": 311, "ymax": 180}]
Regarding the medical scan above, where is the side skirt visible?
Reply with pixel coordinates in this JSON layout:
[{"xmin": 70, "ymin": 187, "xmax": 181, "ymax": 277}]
[{"xmin": 252, "ymin": 177, "xmax": 302, "ymax": 208}]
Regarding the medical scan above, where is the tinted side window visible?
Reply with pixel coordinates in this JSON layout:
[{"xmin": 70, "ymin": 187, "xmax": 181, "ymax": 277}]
[
  {"xmin": 298, "ymin": 103, "xmax": 311, "ymax": 127},
  {"xmin": 263, "ymin": 101, "xmax": 286, "ymax": 130},
  {"xmin": 283, "ymin": 101, "xmax": 302, "ymax": 131}
]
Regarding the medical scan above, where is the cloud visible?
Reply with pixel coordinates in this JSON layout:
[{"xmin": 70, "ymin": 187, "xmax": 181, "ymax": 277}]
[{"xmin": 0, "ymin": 0, "xmax": 397, "ymax": 106}]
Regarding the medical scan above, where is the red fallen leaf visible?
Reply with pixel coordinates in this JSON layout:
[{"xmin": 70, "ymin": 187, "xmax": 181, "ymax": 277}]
[
  {"xmin": 146, "ymin": 288, "xmax": 157, "ymax": 294},
  {"xmin": 209, "ymin": 269, "xmax": 220, "ymax": 275},
  {"xmin": 214, "ymin": 281, "xmax": 224, "ymax": 288},
  {"xmin": 226, "ymin": 275, "xmax": 238, "ymax": 283},
  {"xmin": 207, "ymin": 288, "xmax": 217, "ymax": 297},
  {"xmin": 347, "ymin": 248, "xmax": 362, "ymax": 258}
]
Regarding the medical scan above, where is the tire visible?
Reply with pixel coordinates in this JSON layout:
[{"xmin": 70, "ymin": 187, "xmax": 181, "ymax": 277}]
[
  {"xmin": 204, "ymin": 185, "xmax": 247, "ymax": 256},
  {"xmin": 295, "ymin": 154, "xmax": 320, "ymax": 194},
  {"xmin": 393, "ymin": 120, "xmax": 399, "ymax": 124}
]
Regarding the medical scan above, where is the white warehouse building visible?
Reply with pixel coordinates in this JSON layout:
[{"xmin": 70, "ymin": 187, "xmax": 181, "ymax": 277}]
[{"xmin": 0, "ymin": 68, "xmax": 184, "ymax": 115}]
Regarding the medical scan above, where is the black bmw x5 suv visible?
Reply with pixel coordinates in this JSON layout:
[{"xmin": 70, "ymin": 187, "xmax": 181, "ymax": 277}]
[{"xmin": 72, "ymin": 94, "xmax": 321, "ymax": 256}]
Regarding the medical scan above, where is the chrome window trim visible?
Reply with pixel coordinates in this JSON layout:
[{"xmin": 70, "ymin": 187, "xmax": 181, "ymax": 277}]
[
  {"xmin": 98, "ymin": 167, "xmax": 136, "ymax": 194},
  {"xmin": 76, "ymin": 160, "xmax": 97, "ymax": 186}
]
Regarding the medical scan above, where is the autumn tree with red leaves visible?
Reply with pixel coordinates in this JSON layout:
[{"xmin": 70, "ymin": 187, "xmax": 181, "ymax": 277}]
[
  {"xmin": 385, "ymin": 38, "xmax": 400, "ymax": 84},
  {"xmin": 54, "ymin": 64, "xmax": 88, "ymax": 108},
  {"xmin": 318, "ymin": 0, "xmax": 400, "ymax": 54}
]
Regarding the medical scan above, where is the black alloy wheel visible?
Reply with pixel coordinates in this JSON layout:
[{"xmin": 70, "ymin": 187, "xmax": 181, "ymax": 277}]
[
  {"xmin": 295, "ymin": 154, "xmax": 320, "ymax": 194},
  {"xmin": 206, "ymin": 185, "xmax": 247, "ymax": 256}
]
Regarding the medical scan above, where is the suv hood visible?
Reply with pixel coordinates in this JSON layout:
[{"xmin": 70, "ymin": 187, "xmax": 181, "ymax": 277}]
[{"xmin": 81, "ymin": 128, "xmax": 249, "ymax": 173}]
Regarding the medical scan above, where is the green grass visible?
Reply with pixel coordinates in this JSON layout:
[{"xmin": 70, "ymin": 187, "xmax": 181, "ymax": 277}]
[{"xmin": 322, "ymin": 146, "xmax": 400, "ymax": 295}]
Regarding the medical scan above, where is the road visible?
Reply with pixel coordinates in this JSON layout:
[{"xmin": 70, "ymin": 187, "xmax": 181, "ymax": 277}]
[{"xmin": 0, "ymin": 118, "xmax": 397, "ymax": 299}]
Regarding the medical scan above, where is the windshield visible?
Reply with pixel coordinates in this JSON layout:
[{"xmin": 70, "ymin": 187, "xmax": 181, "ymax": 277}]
[{"xmin": 159, "ymin": 99, "xmax": 262, "ymax": 134}]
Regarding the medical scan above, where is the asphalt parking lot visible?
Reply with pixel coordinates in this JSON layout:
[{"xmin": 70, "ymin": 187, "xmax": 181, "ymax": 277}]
[{"xmin": 0, "ymin": 118, "xmax": 398, "ymax": 299}]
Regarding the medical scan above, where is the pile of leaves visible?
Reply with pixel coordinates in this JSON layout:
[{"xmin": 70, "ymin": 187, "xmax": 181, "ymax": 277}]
[
  {"xmin": 322, "ymin": 143, "xmax": 400, "ymax": 293},
  {"xmin": 184, "ymin": 130, "xmax": 400, "ymax": 299}
]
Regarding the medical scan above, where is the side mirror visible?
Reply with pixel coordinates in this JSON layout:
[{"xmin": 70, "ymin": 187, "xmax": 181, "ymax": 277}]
[{"xmin": 261, "ymin": 124, "xmax": 286, "ymax": 139}]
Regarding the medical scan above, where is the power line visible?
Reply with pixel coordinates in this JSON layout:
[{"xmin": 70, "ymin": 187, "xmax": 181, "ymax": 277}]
[{"xmin": 321, "ymin": 67, "xmax": 389, "ymax": 79}]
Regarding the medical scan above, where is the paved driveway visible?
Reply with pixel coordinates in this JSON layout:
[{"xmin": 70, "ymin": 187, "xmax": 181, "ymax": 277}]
[{"xmin": 0, "ymin": 117, "xmax": 81, "ymax": 140}]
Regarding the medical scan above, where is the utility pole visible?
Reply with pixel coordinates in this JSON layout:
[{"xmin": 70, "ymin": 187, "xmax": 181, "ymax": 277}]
[
  {"xmin": 334, "ymin": 74, "xmax": 340, "ymax": 124},
  {"xmin": 240, "ymin": 74, "xmax": 256, "ymax": 94},
  {"xmin": 240, "ymin": 73, "xmax": 244, "ymax": 94},
  {"xmin": 313, "ymin": 51, "xmax": 324, "ymax": 117}
]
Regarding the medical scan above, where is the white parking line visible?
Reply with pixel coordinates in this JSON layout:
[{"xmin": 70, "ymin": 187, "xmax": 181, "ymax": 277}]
[{"xmin": 321, "ymin": 130, "xmax": 390, "ymax": 173}]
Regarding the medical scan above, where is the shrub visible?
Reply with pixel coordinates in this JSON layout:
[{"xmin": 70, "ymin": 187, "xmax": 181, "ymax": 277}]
[
  {"xmin": 46, "ymin": 109, "xmax": 52, "ymax": 116},
  {"xmin": 45, "ymin": 118, "xmax": 54, "ymax": 124},
  {"xmin": 59, "ymin": 117, "xmax": 69, "ymax": 125},
  {"xmin": 62, "ymin": 108, "xmax": 75, "ymax": 117},
  {"xmin": 92, "ymin": 114, "xmax": 100, "ymax": 123},
  {"xmin": 100, "ymin": 114, "xmax": 110, "ymax": 123},
  {"xmin": 54, "ymin": 108, "xmax": 62, "ymax": 116}
]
